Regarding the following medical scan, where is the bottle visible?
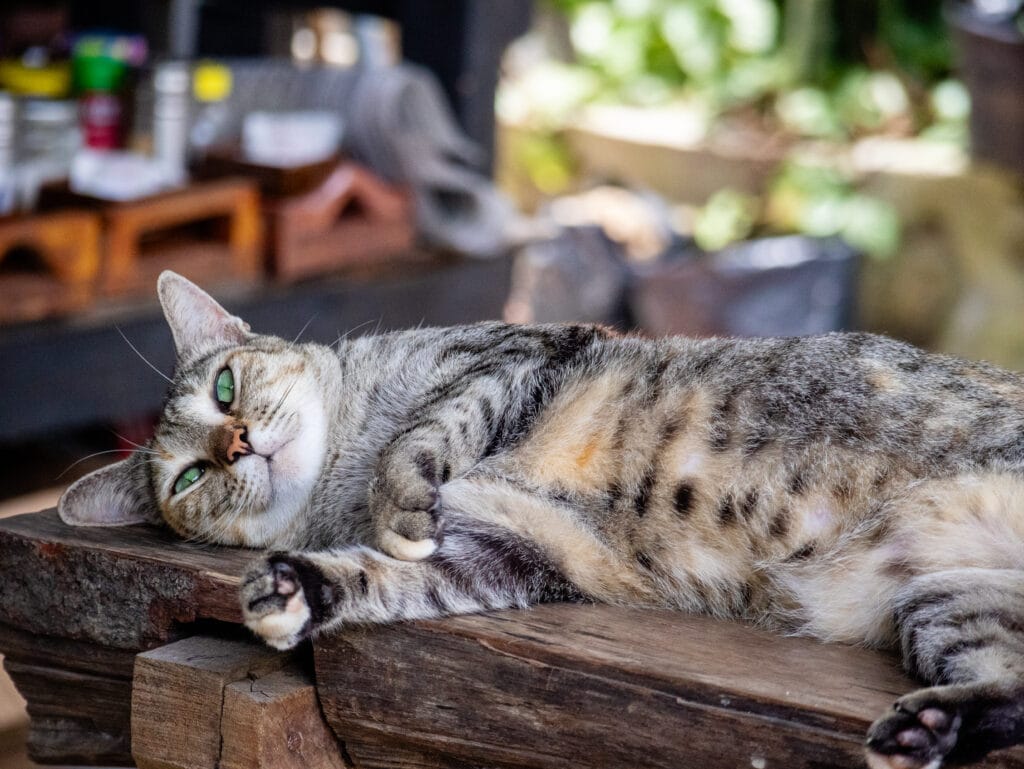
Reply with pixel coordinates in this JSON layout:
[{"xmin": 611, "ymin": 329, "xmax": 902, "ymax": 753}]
[
  {"xmin": 76, "ymin": 54, "xmax": 127, "ymax": 150},
  {"xmin": 0, "ymin": 92, "xmax": 15, "ymax": 214},
  {"xmin": 0, "ymin": 92, "xmax": 16, "ymax": 171},
  {"xmin": 152, "ymin": 60, "xmax": 190, "ymax": 184},
  {"xmin": 189, "ymin": 61, "xmax": 233, "ymax": 162}
]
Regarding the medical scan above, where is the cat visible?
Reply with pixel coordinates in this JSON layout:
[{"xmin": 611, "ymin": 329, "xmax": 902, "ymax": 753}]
[{"xmin": 58, "ymin": 271, "xmax": 1024, "ymax": 769}]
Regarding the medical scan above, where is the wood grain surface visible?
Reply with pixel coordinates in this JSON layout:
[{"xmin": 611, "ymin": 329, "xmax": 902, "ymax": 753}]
[
  {"xmin": 0, "ymin": 509, "xmax": 253, "ymax": 764},
  {"xmin": 0, "ymin": 623, "xmax": 135, "ymax": 765},
  {"xmin": 0, "ymin": 509, "xmax": 252, "ymax": 649},
  {"xmin": 3, "ymin": 509, "xmax": 1024, "ymax": 768},
  {"xmin": 222, "ymin": 668, "xmax": 347, "ymax": 769},
  {"xmin": 132, "ymin": 635, "xmax": 287, "ymax": 769},
  {"xmin": 132, "ymin": 634, "xmax": 345, "ymax": 769},
  {"xmin": 316, "ymin": 604, "xmax": 1024, "ymax": 769}
]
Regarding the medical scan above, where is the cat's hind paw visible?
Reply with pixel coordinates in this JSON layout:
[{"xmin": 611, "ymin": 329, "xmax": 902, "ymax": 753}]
[
  {"xmin": 241, "ymin": 555, "xmax": 319, "ymax": 650},
  {"xmin": 865, "ymin": 694, "xmax": 961, "ymax": 769}
]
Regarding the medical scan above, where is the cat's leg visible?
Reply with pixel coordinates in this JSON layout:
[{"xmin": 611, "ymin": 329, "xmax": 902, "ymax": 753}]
[
  {"xmin": 240, "ymin": 546, "xmax": 493, "ymax": 649},
  {"xmin": 368, "ymin": 324, "xmax": 612, "ymax": 562},
  {"xmin": 240, "ymin": 485, "xmax": 592, "ymax": 648},
  {"xmin": 866, "ymin": 568, "xmax": 1024, "ymax": 769},
  {"xmin": 369, "ymin": 376, "xmax": 513, "ymax": 561}
]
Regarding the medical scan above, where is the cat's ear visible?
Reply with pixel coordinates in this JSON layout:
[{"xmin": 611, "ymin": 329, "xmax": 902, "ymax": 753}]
[
  {"xmin": 157, "ymin": 271, "xmax": 251, "ymax": 361},
  {"xmin": 58, "ymin": 454, "xmax": 159, "ymax": 527}
]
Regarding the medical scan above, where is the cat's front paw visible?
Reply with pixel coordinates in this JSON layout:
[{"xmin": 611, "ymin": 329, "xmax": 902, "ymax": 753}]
[
  {"xmin": 240, "ymin": 554, "xmax": 327, "ymax": 650},
  {"xmin": 370, "ymin": 483, "xmax": 444, "ymax": 562},
  {"xmin": 866, "ymin": 690, "xmax": 962, "ymax": 769}
]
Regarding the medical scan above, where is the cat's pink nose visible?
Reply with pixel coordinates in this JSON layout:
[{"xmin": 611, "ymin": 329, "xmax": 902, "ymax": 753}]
[{"xmin": 224, "ymin": 425, "xmax": 252, "ymax": 464}]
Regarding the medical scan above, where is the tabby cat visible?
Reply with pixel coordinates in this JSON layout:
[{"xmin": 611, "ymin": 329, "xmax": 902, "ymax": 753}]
[{"xmin": 60, "ymin": 272, "xmax": 1024, "ymax": 769}]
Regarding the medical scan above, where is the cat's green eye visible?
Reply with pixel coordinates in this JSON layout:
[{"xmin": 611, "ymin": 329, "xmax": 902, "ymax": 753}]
[
  {"xmin": 215, "ymin": 367, "xmax": 234, "ymax": 407},
  {"xmin": 173, "ymin": 464, "xmax": 205, "ymax": 495}
]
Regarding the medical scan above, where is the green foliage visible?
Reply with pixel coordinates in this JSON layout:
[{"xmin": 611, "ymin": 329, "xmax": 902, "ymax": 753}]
[
  {"xmin": 552, "ymin": 0, "xmax": 784, "ymax": 108},
  {"xmin": 767, "ymin": 162, "xmax": 902, "ymax": 259},
  {"xmin": 515, "ymin": 133, "xmax": 578, "ymax": 195},
  {"xmin": 523, "ymin": 1, "xmax": 948, "ymax": 258},
  {"xmin": 694, "ymin": 189, "xmax": 760, "ymax": 250},
  {"xmin": 878, "ymin": 0, "xmax": 954, "ymax": 82},
  {"xmin": 545, "ymin": 0, "xmax": 962, "ymax": 140},
  {"xmin": 694, "ymin": 163, "xmax": 901, "ymax": 258}
]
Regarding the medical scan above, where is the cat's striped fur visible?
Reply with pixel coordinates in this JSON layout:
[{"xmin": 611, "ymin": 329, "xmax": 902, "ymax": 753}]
[{"xmin": 60, "ymin": 272, "xmax": 1024, "ymax": 769}]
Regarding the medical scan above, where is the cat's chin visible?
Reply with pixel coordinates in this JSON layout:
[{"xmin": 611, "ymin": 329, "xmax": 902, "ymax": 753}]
[{"xmin": 240, "ymin": 409, "xmax": 328, "ymax": 548}]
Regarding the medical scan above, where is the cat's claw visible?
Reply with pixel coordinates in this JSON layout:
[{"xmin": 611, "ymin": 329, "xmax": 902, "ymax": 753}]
[
  {"xmin": 241, "ymin": 557, "xmax": 312, "ymax": 650},
  {"xmin": 865, "ymin": 695, "xmax": 961, "ymax": 769}
]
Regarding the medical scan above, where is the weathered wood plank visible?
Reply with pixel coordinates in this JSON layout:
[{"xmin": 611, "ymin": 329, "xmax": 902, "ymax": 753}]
[
  {"xmin": 4, "ymin": 508, "xmax": 1023, "ymax": 768},
  {"xmin": 4, "ymin": 660, "xmax": 133, "ymax": 764},
  {"xmin": 0, "ymin": 622, "xmax": 136, "ymax": 680},
  {"xmin": 0, "ymin": 509, "xmax": 252, "ymax": 649},
  {"xmin": 0, "ymin": 624, "xmax": 135, "ymax": 765},
  {"xmin": 315, "ymin": 604, "xmax": 1024, "ymax": 769},
  {"xmin": 222, "ymin": 668, "xmax": 347, "ymax": 769},
  {"xmin": 132, "ymin": 635, "xmax": 288, "ymax": 769},
  {"xmin": 0, "ymin": 510, "xmax": 255, "ymax": 765},
  {"xmin": 19, "ymin": 716, "xmax": 130, "ymax": 767},
  {"xmin": 340, "ymin": 738, "xmax": 485, "ymax": 769}
]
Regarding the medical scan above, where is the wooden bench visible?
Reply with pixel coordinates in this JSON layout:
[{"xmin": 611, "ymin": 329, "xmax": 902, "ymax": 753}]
[{"xmin": 1, "ymin": 509, "xmax": 1022, "ymax": 768}]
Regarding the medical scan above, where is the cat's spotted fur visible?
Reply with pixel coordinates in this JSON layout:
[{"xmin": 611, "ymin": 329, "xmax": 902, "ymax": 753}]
[{"xmin": 60, "ymin": 272, "xmax": 1024, "ymax": 769}]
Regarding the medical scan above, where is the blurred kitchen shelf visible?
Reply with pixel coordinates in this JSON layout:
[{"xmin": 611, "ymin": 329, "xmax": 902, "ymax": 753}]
[
  {"xmin": 0, "ymin": 210, "xmax": 102, "ymax": 325},
  {"xmin": 0, "ymin": 252, "xmax": 513, "ymax": 442},
  {"xmin": 38, "ymin": 178, "xmax": 263, "ymax": 298}
]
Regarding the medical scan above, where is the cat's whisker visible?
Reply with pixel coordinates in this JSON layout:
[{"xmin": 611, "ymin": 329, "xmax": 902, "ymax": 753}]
[
  {"xmin": 293, "ymin": 315, "xmax": 317, "ymax": 344},
  {"xmin": 116, "ymin": 327, "xmax": 173, "ymax": 383},
  {"xmin": 265, "ymin": 377, "xmax": 301, "ymax": 425},
  {"xmin": 110, "ymin": 430, "xmax": 153, "ymax": 453},
  {"xmin": 199, "ymin": 487, "xmax": 241, "ymax": 545},
  {"xmin": 57, "ymin": 449, "xmax": 156, "ymax": 479},
  {"xmin": 204, "ymin": 512, "xmax": 234, "ymax": 545},
  {"xmin": 334, "ymin": 318, "xmax": 379, "ymax": 349}
]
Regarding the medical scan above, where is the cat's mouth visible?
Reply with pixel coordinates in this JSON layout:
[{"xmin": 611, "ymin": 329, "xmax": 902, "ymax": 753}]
[
  {"xmin": 249, "ymin": 431, "xmax": 294, "ymax": 459},
  {"xmin": 267, "ymin": 437, "xmax": 294, "ymax": 459},
  {"xmin": 251, "ymin": 436, "xmax": 299, "ymax": 502},
  {"xmin": 261, "ymin": 439, "xmax": 292, "ymax": 488}
]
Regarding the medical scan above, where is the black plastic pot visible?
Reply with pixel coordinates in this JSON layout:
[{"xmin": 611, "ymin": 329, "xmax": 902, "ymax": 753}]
[
  {"xmin": 627, "ymin": 236, "xmax": 861, "ymax": 338},
  {"xmin": 946, "ymin": 1, "xmax": 1024, "ymax": 174}
]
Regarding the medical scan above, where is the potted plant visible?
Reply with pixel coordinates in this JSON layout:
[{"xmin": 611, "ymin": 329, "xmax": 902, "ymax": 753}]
[{"xmin": 627, "ymin": 162, "xmax": 899, "ymax": 338}]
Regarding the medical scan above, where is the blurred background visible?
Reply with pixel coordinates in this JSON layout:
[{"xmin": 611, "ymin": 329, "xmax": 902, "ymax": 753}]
[{"xmin": 1, "ymin": 0, "xmax": 1024, "ymax": 765}]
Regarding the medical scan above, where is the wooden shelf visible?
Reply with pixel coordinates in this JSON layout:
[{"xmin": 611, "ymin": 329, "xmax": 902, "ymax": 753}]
[
  {"xmin": 38, "ymin": 178, "xmax": 263, "ymax": 297},
  {"xmin": 0, "ymin": 210, "xmax": 101, "ymax": 324}
]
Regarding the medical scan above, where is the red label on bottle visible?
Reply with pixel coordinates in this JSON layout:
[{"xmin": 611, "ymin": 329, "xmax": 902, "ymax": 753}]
[{"xmin": 81, "ymin": 92, "xmax": 123, "ymax": 149}]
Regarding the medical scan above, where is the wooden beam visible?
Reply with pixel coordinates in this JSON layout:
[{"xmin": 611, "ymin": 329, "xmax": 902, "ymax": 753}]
[
  {"xmin": 5, "ymin": 508, "xmax": 1023, "ymax": 768},
  {"xmin": 314, "ymin": 604, "xmax": 1024, "ymax": 769},
  {"xmin": 132, "ymin": 636, "xmax": 288, "ymax": 769},
  {"xmin": 0, "ymin": 623, "xmax": 135, "ymax": 765},
  {"xmin": 222, "ymin": 669, "xmax": 347, "ymax": 769},
  {"xmin": 133, "ymin": 635, "xmax": 347, "ymax": 769},
  {"xmin": 0, "ymin": 509, "xmax": 250, "ymax": 649},
  {"xmin": 0, "ymin": 510, "xmax": 252, "ymax": 764}
]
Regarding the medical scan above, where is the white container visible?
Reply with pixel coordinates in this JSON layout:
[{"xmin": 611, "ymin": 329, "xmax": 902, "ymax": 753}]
[{"xmin": 242, "ymin": 110, "xmax": 342, "ymax": 167}]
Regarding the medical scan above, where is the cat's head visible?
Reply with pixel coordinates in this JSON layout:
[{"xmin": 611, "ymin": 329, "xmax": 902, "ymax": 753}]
[{"xmin": 58, "ymin": 272, "xmax": 335, "ymax": 546}]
